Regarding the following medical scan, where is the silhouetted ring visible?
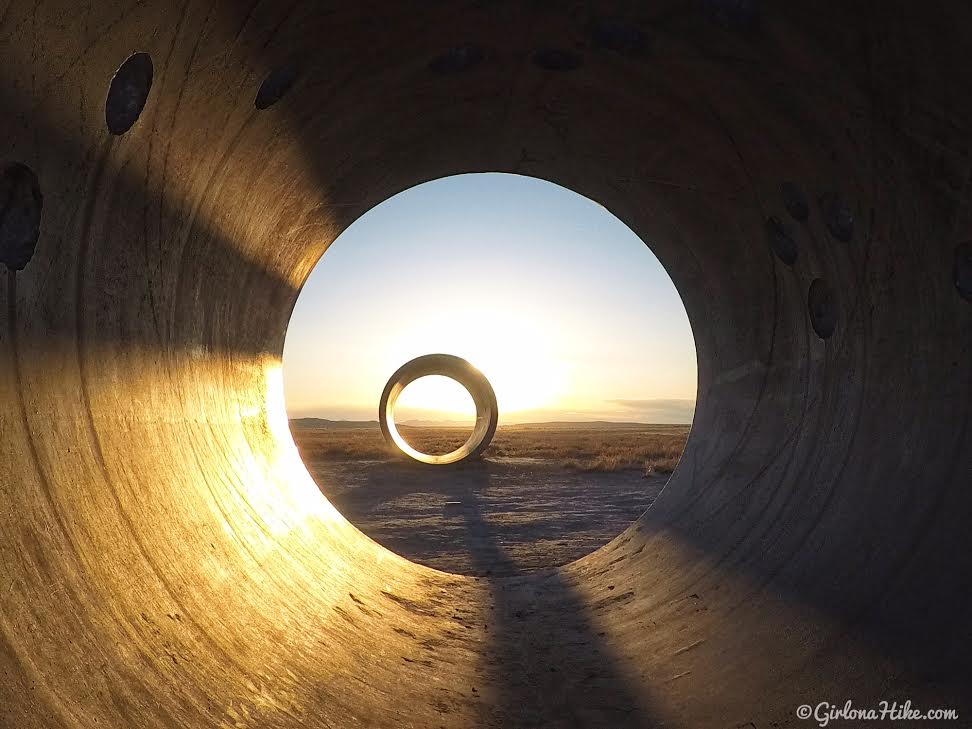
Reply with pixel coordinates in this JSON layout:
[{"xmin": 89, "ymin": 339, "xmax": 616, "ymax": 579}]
[{"xmin": 379, "ymin": 354, "xmax": 498, "ymax": 465}]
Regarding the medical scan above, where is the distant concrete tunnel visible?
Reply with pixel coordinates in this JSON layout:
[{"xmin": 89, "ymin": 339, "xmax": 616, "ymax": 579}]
[{"xmin": 1, "ymin": 2, "xmax": 970, "ymax": 727}]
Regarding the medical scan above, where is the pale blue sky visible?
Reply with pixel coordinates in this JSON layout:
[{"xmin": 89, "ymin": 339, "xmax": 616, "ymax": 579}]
[{"xmin": 283, "ymin": 173, "xmax": 697, "ymax": 424}]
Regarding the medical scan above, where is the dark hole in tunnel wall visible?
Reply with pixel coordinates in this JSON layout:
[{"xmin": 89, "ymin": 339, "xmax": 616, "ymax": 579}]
[
  {"xmin": 429, "ymin": 44, "xmax": 486, "ymax": 73},
  {"xmin": 699, "ymin": 0, "xmax": 760, "ymax": 31},
  {"xmin": 820, "ymin": 192, "xmax": 854, "ymax": 243},
  {"xmin": 532, "ymin": 48, "xmax": 583, "ymax": 72},
  {"xmin": 956, "ymin": 242, "xmax": 972, "ymax": 302},
  {"xmin": 0, "ymin": 163, "xmax": 43, "ymax": 271},
  {"xmin": 766, "ymin": 216, "xmax": 798, "ymax": 265},
  {"xmin": 255, "ymin": 65, "xmax": 299, "ymax": 110},
  {"xmin": 780, "ymin": 181, "xmax": 809, "ymax": 222},
  {"xmin": 105, "ymin": 53, "xmax": 154, "ymax": 136},
  {"xmin": 588, "ymin": 18, "xmax": 649, "ymax": 55},
  {"xmin": 808, "ymin": 278, "xmax": 838, "ymax": 339}
]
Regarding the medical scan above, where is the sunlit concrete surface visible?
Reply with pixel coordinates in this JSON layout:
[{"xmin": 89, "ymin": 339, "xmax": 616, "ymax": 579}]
[{"xmin": 0, "ymin": 2, "xmax": 970, "ymax": 727}]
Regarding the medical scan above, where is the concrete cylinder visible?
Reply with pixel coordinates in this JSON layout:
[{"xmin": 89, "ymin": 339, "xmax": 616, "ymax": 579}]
[{"xmin": 0, "ymin": 2, "xmax": 969, "ymax": 727}]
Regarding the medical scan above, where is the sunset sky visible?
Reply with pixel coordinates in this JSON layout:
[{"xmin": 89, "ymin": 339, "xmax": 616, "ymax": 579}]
[{"xmin": 283, "ymin": 174, "xmax": 697, "ymax": 425}]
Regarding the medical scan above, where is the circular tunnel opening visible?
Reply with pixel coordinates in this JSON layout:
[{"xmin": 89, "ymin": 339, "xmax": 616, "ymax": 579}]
[
  {"xmin": 283, "ymin": 172, "xmax": 697, "ymax": 576},
  {"xmin": 387, "ymin": 371, "xmax": 482, "ymax": 461}
]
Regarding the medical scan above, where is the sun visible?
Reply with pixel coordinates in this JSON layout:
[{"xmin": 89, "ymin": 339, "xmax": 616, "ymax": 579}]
[
  {"xmin": 382, "ymin": 306, "xmax": 569, "ymax": 419},
  {"xmin": 395, "ymin": 376, "xmax": 476, "ymax": 418}
]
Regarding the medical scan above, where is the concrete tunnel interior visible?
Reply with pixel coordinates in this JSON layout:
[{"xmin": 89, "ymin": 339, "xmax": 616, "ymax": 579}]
[{"xmin": 1, "ymin": 2, "xmax": 971, "ymax": 727}]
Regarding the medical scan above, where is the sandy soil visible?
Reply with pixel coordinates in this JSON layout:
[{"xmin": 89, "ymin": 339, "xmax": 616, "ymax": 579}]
[{"xmin": 301, "ymin": 455, "xmax": 669, "ymax": 576}]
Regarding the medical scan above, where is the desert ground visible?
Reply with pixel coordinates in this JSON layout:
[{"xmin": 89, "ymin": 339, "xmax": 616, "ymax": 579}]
[{"xmin": 291, "ymin": 420, "xmax": 689, "ymax": 576}]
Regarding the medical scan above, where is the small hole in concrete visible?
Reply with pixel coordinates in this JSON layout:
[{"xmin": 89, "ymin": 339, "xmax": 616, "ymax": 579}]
[
  {"xmin": 780, "ymin": 181, "xmax": 809, "ymax": 222},
  {"xmin": 0, "ymin": 163, "xmax": 43, "ymax": 271},
  {"xmin": 700, "ymin": 0, "xmax": 760, "ymax": 31},
  {"xmin": 589, "ymin": 19, "xmax": 648, "ymax": 55},
  {"xmin": 808, "ymin": 278, "xmax": 837, "ymax": 339},
  {"xmin": 766, "ymin": 216, "xmax": 797, "ymax": 265},
  {"xmin": 820, "ymin": 192, "xmax": 854, "ymax": 242},
  {"xmin": 105, "ymin": 52, "xmax": 154, "ymax": 135},
  {"xmin": 255, "ymin": 65, "xmax": 298, "ymax": 110},
  {"xmin": 955, "ymin": 242, "xmax": 972, "ymax": 302},
  {"xmin": 429, "ymin": 44, "xmax": 485, "ymax": 74},
  {"xmin": 532, "ymin": 48, "xmax": 583, "ymax": 72}
]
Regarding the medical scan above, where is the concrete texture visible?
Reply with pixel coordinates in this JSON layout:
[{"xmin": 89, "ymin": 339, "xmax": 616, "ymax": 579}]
[{"xmin": 0, "ymin": 1, "xmax": 970, "ymax": 727}]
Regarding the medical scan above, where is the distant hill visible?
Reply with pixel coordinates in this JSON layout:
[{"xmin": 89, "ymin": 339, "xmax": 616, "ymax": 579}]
[
  {"xmin": 289, "ymin": 418, "xmax": 378, "ymax": 429},
  {"xmin": 399, "ymin": 420, "xmax": 674, "ymax": 429},
  {"xmin": 500, "ymin": 421, "xmax": 674, "ymax": 430},
  {"xmin": 397, "ymin": 419, "xmax": 475, "ymax": 428},
  {"xmin": 289, "ymin": 418, "xmax": 680, "ymax": 430},
  {"xmin": 289, "ymin": 418, "xmax": 474, "ymax": 429}
]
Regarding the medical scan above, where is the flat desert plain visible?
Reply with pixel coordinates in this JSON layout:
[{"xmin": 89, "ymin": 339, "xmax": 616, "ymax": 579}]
[{"xmin": 290, "ymin": 421, "xmax": 690, "ymax": 576}]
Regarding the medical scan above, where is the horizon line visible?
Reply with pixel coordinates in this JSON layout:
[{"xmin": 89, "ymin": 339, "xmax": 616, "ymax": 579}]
[{"xmin": 289, "ymin": 416, "xmax": 693, "ymax": 426}]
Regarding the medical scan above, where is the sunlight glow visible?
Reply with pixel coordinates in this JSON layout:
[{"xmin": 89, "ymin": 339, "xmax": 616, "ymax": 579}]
[
  {"xmin": 396, "ymin": 376, "xmax": 476, "ymax": 420},
  {"xmin": 262, "ymin": 363, "xmax": 342, "ymax": 525},
  {"xmin": 384, "ymin": 309, "xmax": 570, "ymax": 417}
]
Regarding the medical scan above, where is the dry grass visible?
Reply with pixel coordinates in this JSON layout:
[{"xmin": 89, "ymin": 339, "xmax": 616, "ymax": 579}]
[
  {"xmin": 291, "ymin": 422, "xmax": 690, "ymax": 474},
  {"xmin": 290, "ymin": 427, "xmax": 398, "ymax": 460}
]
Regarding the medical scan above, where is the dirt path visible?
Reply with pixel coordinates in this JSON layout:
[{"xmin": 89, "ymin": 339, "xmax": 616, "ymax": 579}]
[{"xmin": 305, "ymin": 457, "xmax": 669, "ymax": 576}]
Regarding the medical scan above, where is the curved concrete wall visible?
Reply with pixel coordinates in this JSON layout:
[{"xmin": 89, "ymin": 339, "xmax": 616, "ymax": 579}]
[{"xmin": 1, "ymin": 2, "xmax": 970, "ymax": 727}]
